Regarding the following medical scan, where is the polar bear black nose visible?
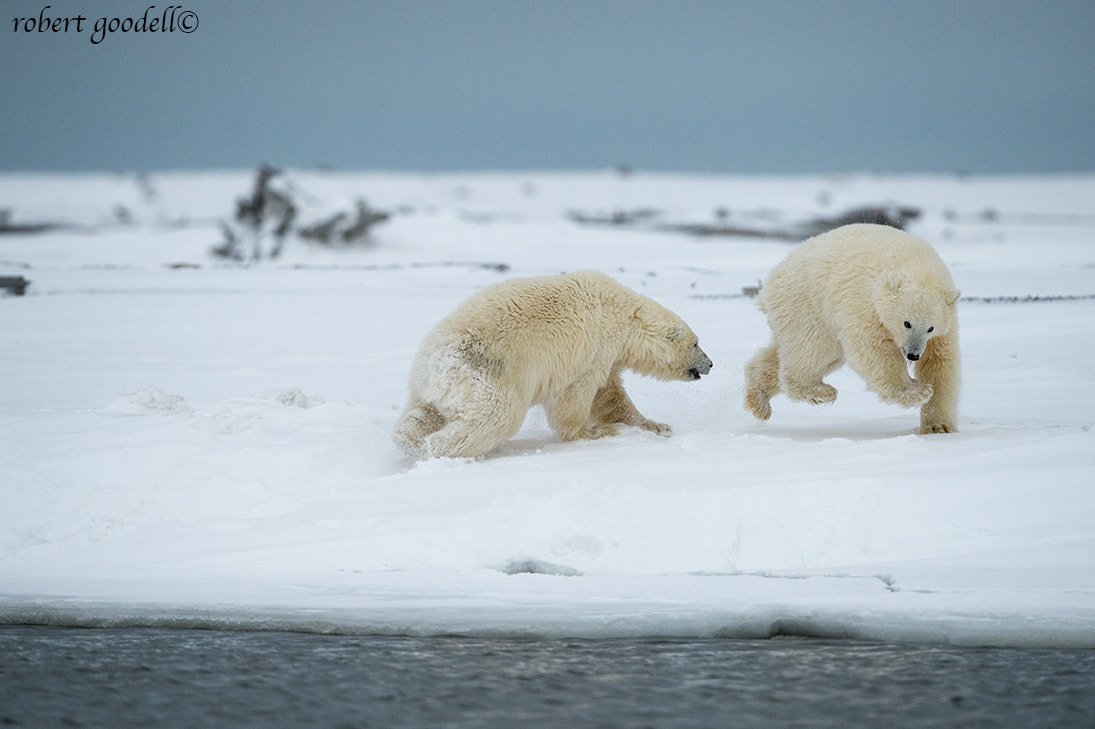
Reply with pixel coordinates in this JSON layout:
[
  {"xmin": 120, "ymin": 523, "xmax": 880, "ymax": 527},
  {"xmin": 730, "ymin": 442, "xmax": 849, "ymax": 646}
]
[{"xmin": 906, "ymin": 352, "xmax": 920, "ymax": 362}]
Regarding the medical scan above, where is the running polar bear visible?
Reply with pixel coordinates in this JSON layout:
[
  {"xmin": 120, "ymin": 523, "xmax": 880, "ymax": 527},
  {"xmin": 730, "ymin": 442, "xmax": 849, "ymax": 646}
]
[
  {"xmin": 745, "ymin": 223, "xmax": 961, "ymax": 433},
  {"xmin": 394, "ymin": 270, "xmax": 713, "ymax": 459}
]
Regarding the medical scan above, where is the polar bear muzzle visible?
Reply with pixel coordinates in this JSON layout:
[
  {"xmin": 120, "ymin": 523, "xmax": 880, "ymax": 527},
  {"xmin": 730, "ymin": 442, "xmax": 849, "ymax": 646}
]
[
  {"xmin": 900, "ymin": 320, "xmax": 934, "ymax": 361},
  {"xmin": 687, "ymin": 345, "xmax": 714, "ymax": 380}
]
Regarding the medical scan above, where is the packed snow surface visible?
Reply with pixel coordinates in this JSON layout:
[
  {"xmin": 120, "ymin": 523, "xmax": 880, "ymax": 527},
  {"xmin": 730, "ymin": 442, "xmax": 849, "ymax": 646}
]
[{"xmin": 1, "ymin": 170, "xmax": 1093, "ymax": 647}]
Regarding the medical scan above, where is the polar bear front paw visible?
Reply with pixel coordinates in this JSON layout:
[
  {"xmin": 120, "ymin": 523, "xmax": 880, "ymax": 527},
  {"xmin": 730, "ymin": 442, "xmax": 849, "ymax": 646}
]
[
  {"xmin": 637, "ymin": 419, "xmax": 672, "ymax": 436},
  {"xmin": 574, "ymin": 423, "xmax": 619, "ymax": 440},
  {"xmin": 885, "ymin": 381, "xmax": 933, "ymax": 408}
]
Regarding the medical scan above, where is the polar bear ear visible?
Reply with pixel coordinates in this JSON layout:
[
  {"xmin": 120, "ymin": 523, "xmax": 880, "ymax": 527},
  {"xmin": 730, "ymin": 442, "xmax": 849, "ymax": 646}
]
[
  {"xmin": 946, "ymin": 288, "xmax": 961, "ymax": 306},
  {"xmin": 882, "ymin": 272, "xmax": 905, "ymax": 292},
  {"xmin": 666, "ymin": 325, "xmax": 685, "ymax": 342}
]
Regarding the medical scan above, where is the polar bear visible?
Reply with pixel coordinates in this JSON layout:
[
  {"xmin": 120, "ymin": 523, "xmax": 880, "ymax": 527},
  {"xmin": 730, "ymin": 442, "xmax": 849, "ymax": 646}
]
[
  {"xmin": 744, "ymin": 223, "xmax": 960, "ymax": 433},
  {"xmin": 394, "ymin": 270, "xmax": 713, "ymax": 458}
]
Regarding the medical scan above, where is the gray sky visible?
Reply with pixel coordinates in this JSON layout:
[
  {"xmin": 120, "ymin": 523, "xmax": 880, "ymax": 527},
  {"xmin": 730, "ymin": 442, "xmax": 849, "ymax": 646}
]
[{"xmin": 3, "ymin": 0, "xmax": 1093, "ymax": 173}]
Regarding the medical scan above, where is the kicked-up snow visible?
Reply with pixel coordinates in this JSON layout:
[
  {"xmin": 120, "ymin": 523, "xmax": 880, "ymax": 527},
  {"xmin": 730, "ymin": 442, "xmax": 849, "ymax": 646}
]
[{"xmin": 0, "ymin": 170, "xmax": 1093, "ymax": 647}]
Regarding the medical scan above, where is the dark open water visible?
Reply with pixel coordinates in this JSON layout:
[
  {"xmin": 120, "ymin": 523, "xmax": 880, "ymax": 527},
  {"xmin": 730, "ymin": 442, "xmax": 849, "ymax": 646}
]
[{"xmin": 2, "ymin": 626, "xmax": 1094, "ymax": 728}]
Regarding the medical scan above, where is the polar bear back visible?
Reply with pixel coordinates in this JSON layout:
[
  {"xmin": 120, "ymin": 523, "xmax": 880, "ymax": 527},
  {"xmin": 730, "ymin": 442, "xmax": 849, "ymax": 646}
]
[
  {"xmin": 758, "ymin": 223, "xmax": 956, "ymax": 322},
  {"xmin": 411, "ymin": 271, "xmax": 639, "ymax": 405},
  {"xmin": 764, "ymin": 223, "xmax": 955, "ymax": 288}
]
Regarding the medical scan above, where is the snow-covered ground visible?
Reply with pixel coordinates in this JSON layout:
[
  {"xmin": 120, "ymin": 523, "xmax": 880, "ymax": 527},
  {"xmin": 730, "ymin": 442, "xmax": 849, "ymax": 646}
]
[{"xmin": 1, "ymin": 170, "xmax": 1093, "ymax": 647}]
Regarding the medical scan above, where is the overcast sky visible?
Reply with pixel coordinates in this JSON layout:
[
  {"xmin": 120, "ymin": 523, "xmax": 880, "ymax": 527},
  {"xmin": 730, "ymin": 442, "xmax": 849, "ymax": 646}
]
[{"xmin": 3, "ymin": 0, "xmax": 1093, "ymax": 173}]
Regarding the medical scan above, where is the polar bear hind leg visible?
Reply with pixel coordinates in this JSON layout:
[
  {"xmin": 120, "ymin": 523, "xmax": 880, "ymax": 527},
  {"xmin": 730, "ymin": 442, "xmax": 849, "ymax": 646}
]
[
  {"xmin": 776, "ymin": 329, "xmax": 844, "ymax": 406},
  {"xmin": 402, "ymin": 337, "xmax": 527, "ymax": 458},
  {"xmin": 420, "ymin": 369, "xmax": 528, "ymax": 458},
  {"xmin": 393, "ymin": 396, "xmax": 446, "ymax": 454},
  {"xmin": 422, "ymin": 401, "xmax": 526, "ymax": 458},
  {"xmin": 746, "ymin": 338, "xmax": 842, "ymax": 419},
  {"xmin": 744, "ymin": 342, "xmax": 781, "ymax": 420}
]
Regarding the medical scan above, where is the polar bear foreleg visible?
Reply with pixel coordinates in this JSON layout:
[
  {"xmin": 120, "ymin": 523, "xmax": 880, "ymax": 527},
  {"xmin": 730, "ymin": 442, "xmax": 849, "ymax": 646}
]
[
  {"xmin": 915, "ymin": 333, "xmax": 960, "ymax": 433},
  {"xmin": 850, "ymin": 339, "xmax": 933, "ymax": 408},
  {"xmin": 590, "ymin": 369, "xmax": 671, "ymax": 436},
  {"xmin": 546, "ymin": 375, "xmax": 619, "ymax": 441}
]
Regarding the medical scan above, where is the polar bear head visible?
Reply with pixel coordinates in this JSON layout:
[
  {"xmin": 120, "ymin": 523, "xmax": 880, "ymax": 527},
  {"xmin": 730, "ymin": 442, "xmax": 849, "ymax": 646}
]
[
  {"xmin": 875, "ymin": 272, "xmax": 960, "ymax": 362},
  {"xmin": 627, "ymin": 300, "xmax": 714, "ymax": 381}
]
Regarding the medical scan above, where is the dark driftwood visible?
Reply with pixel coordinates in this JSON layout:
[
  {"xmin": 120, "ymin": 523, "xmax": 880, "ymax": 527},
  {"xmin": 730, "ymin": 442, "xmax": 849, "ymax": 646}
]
[
  {"xmin": 569, "ymin": 205, "xmax": 922, "ymax": 241},
  {"xmin": 214, "ymin": 166, "xmax": 390, "ymax": 260},
  {"xmin": 0, "ymin": 276, "xmax": 30, "ymax": 295}
]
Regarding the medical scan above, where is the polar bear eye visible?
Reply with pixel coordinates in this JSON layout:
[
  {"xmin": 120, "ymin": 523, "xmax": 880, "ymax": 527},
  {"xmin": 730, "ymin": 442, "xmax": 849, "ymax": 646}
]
[
  {"xmin": 927, "ymin": 326, "xmax": 934, "ymax": 333},
  {"xmin": 903, "ymin": 321, "xmax": 911, "ymax": 329}
]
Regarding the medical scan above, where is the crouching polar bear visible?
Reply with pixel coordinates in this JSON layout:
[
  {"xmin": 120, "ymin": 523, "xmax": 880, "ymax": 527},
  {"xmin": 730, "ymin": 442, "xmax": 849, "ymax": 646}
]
[
  {"xmin": 394, "ymin": 270, "xmax": 713, "ymax": 458},
  {"xmin": 745, "ymin": 223, "xmax": 960, "ymax": 433}
]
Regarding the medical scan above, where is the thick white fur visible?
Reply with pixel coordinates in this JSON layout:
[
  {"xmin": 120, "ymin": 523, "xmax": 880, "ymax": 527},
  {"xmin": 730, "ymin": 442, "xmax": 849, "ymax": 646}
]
[
  {"xmin": 745, "ymin": 223, "xmax": 961, "ymax": 433},
  {"xmin": 394, "ymin": 271, "xmax": 713, "ymax": 458}
]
